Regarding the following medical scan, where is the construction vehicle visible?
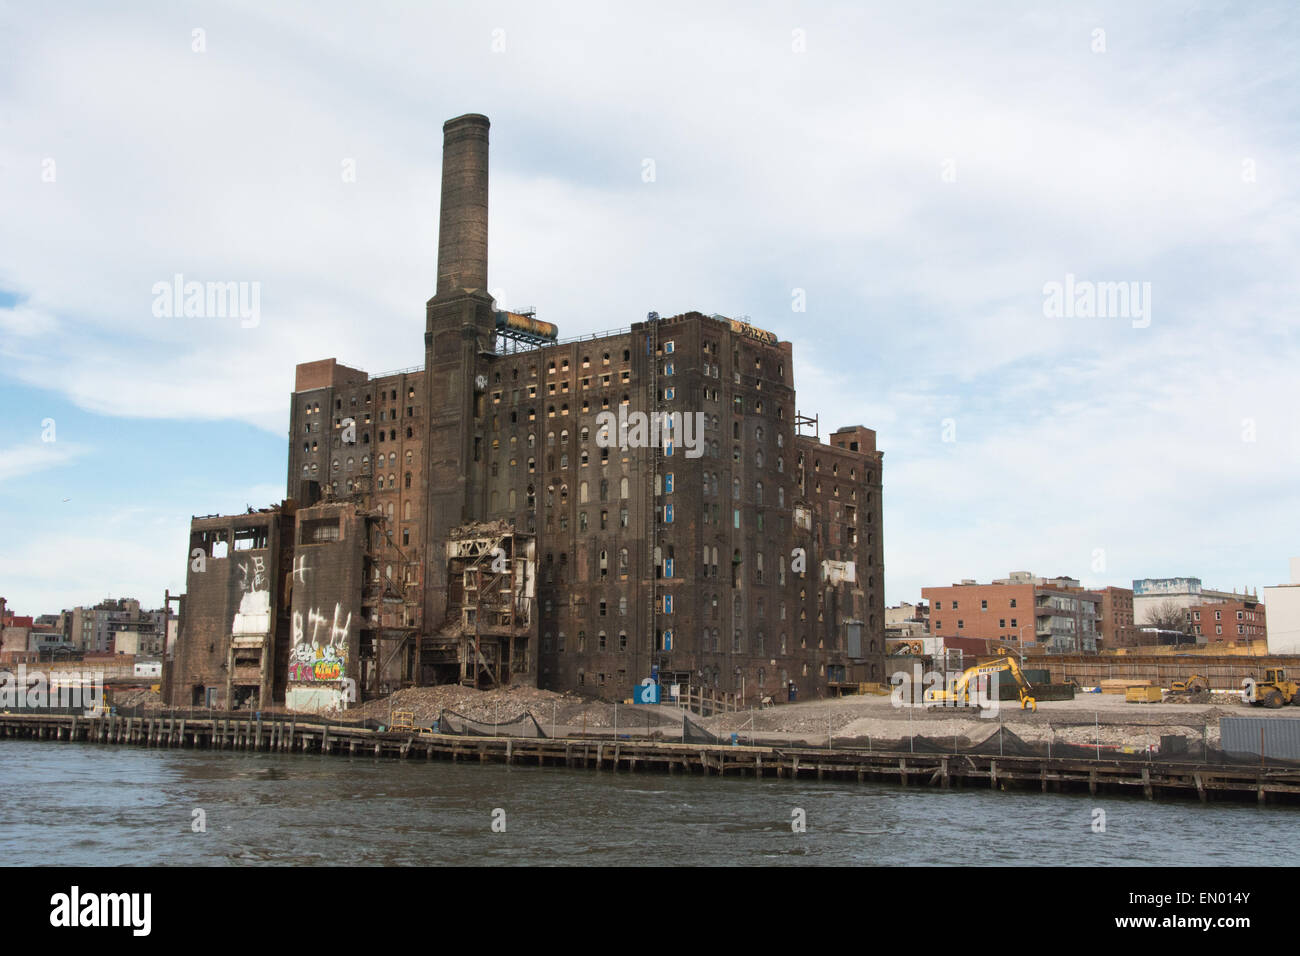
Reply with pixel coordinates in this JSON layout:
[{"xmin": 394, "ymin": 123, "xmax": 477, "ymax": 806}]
[
  {"xmin": 1170, "ymin": 674, "xmax": 1209, "ymax": 694},
  {"xmin": 1246, "ymin": 669, "xmax": 1300, "ymax": 709},
  {"xmin": 925, "ymin": 653, "xmax": 1038, "ymax": 713}
]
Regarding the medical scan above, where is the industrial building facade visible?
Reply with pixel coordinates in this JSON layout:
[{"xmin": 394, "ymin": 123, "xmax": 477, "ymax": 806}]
[{"xmin": 170, "ymin": 113, "xmax": 886, "ymax": 712}]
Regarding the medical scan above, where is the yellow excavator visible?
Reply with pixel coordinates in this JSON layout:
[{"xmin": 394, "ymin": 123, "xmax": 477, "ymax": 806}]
[
  {"xmin": 1170, "ymin": 674, "xmax": 1209, "ymax": 695},
  {"xmin": 925, "ymin": 652, "xmax": 1038, "ymax": 713}
]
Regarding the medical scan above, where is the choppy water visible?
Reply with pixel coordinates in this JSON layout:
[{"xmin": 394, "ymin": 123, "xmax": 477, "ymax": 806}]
[{"xmin": 0, "ymin": 740, "xmax": 1290, "ymax": 865}]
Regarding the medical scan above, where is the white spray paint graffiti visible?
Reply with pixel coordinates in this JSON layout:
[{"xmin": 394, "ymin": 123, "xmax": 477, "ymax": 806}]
[{"xmin": 231, "ymin": 556, "xmax": 271, "ymax": 635}]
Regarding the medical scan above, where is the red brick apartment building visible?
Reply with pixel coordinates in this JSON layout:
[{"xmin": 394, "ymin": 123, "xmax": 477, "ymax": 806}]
[
  {"xmin": 922, "ymin": 572, "xmax": 1101, "ymax": 654},
  {"xmin": 1097, "ymin": 586, "xmax": 1139, "ymax": 649},
  {"xmin": 1190, "ymin": 598, "xmax": 1266, "ymax": 643}
]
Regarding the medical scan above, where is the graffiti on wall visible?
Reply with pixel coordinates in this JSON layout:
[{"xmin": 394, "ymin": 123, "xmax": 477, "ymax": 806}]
[
  {"xmin": 232, "ymin": 556, "xmax": 271, "ymax": 636},
  {"xmin": 288, "ymin": 603, "xmax": 351, "ymax": 683}
]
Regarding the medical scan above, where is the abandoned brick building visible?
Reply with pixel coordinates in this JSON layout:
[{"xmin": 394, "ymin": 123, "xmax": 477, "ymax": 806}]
[{"xmin": 168, "ymin": 113, "xmax": 885, "ymax": 713}]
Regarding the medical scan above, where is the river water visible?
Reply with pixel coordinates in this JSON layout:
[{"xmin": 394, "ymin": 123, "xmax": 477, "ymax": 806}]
[{"xmin": 0, "ymin": 740, "xmax": 1290, "ymax": 865}]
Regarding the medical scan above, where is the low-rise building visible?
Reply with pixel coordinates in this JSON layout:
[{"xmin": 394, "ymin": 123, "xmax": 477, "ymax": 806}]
[
  {"xmin": 1132, "ymin": 577, "xmax": 1258, "ymax": 631},
  {"xmin": 1096, "ymin": 586, "xmax": 1139, "ymax": 649},
  {"xmin": 1263, "ymin": 559, "xmax": 1300, "ymax": 655},
  {"xmin": 1189, "ymin": 598, "xmax": 1266, "ymax": 644},
  {"xmin": 923, "ymin": 571, "xmax": 1101, "ymax": 654}
]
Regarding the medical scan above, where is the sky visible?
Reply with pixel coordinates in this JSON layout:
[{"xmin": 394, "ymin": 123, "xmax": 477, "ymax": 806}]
[{"xmin": 1, "ymin": 1, "xmax": 1297, "ymax": 616}]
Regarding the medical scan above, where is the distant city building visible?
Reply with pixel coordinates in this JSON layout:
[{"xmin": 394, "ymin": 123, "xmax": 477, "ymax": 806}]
[
  {"xmin": 73, "ymin": 598, "xmax": 170, "ymax": 656},
  {"xmin": 885, "ymin": 601, "xmax": 931, "ymax": 653},
  {"xmin": 1131, "ymin": 577, "xmax": 1257, "ymax": 630},
  {"xmin": 1188, "ymin": 598, "xmax": 1266, "ymax": 644},
  {"xmin": 29, "ymin": 630, "xmax": 73, "ymax": 656},
  {"xmin": 1, "ymin": 615, "xmax": 32, "ymax": 657},
  {"xmin": 1263, "ymin": 559, "xmax": 1300, "ymax": 655},
  {"xmin": 885, "ymin": 602, "xmax": 929, "ymax": 630},
  {"xmin": 922, "ymin": 572, "xmax": 1101, "ymax": 654},
  {"xmin": 1096, "ymin": 586, "xmax": 1139, "ymax": 649}
]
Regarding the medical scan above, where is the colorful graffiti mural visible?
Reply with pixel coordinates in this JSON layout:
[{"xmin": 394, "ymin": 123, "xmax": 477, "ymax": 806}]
[{"xmin": 288, "ymin": 603, "xmax": 350, "ymax": 684}]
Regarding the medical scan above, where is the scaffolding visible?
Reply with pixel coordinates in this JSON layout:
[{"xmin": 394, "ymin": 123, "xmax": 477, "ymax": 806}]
[{"xmin": 427, "ymin": 521, "xmax": 537, "ymax": 689}]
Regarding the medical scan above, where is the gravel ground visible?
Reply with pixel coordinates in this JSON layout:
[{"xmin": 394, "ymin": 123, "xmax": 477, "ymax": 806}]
[{"xmin": 697, "ymin": 690, "xmax": 1277, "ymax": 748}]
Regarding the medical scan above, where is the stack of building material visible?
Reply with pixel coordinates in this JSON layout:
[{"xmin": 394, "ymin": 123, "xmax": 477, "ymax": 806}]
[
  {"xmin": 1125, "ymin": 686, "xmax": 1164, "ymax": 703},
  {"xmin": 1102, "ymin": 678, "xmax": 1150, "ymax": 694}
]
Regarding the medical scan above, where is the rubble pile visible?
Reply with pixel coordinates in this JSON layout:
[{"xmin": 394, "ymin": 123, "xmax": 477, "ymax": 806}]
[
  {"xmin": 346, "ymin": 685, "xmax": 680, "ymax": 730},
  {"xmin": 113, "ymin": 687, "xmax": 165, "ymax": 711}
]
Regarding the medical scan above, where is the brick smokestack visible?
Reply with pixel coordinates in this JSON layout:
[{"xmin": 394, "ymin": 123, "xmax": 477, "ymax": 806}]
[{"xmin": 436, "ymin": 113, "xmax": 490, "ymax": 295}]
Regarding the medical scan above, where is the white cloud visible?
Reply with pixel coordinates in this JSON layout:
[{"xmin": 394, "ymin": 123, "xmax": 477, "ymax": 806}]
[{"xmin": 0, "ymin": 441, "xmax": 88, "ymax": 482}]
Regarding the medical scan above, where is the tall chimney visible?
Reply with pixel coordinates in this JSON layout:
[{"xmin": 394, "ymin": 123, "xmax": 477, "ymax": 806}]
[{"xmin": 436, "ymin": 113, "xmax": 490, "ymax": 295}]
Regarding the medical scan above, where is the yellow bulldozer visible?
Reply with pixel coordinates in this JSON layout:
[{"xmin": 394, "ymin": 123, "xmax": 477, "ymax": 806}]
[{"xmin": 1246, "ymin": 668, "xmax": 1300, "ymax": 709}]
